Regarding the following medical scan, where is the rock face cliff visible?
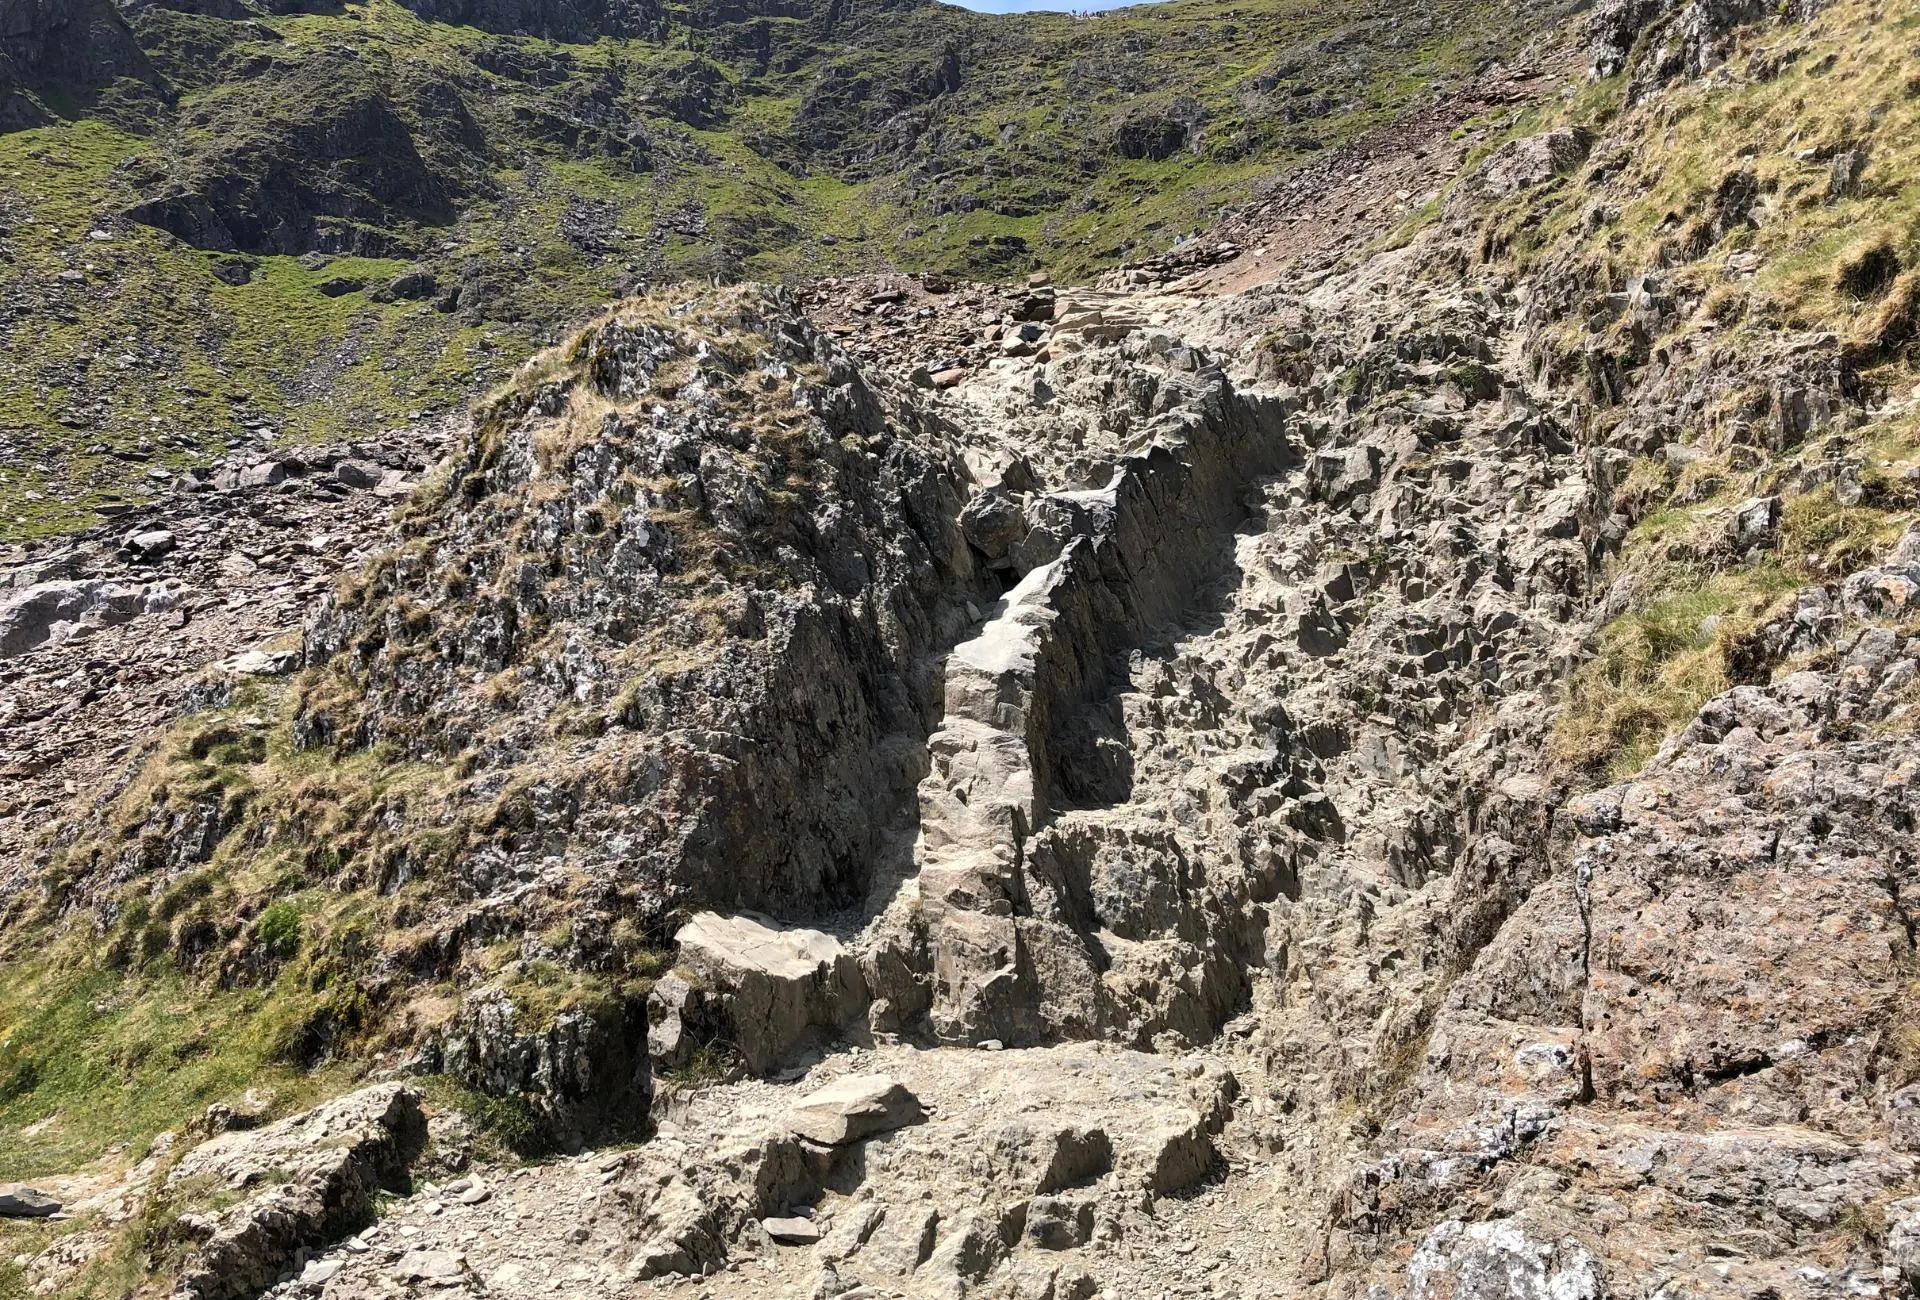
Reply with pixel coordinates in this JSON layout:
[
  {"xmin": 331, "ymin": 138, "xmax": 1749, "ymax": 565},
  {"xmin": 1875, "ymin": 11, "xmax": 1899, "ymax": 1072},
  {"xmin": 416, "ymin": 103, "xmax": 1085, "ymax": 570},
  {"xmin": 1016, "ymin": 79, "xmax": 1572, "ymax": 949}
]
[
  {"xmin": 4, "ymin": 0, "xmax": 1920, "ymax": 1296},
  {"xmin": 0, "ymin": 0, "xmax": 165, "ymax": 129},
  {"xmin": 390, "ymin": 0, "xmax": 664, "ymax": 41}
]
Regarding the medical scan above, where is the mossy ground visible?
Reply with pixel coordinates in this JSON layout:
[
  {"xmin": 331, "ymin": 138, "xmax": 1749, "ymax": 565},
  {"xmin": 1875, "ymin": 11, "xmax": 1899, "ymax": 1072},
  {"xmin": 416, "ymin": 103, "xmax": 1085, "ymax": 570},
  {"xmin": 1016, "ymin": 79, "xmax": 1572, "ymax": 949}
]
[
  {"xmin": 1518, "ymin": 0, "xmax": 1920, "ymax": 782},
  {"xmin": 0, "ymin": 664, "xmax": 658, "ymax": 1248}
]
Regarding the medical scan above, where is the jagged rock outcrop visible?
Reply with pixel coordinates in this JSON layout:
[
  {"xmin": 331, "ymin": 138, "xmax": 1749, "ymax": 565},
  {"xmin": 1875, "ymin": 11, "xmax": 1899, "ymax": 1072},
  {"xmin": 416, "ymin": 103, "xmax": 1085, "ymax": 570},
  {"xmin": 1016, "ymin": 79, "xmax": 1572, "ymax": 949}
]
[
  {"xmin": 419, "ymin": 985, "xmax": 650, "ymax": 1148},
  {"xmin": 13, "ymin": 3, "xmax": 1920, "ymax": 1299},
  {"xmin": 297, "ymin": 287, "xmax": 988, "ymax": 923},
  {"xmin": 1407, "ymin": 1219, "xmax": 1604, "ymax": 1300},
  {"xmin": 859, "ymin": 339, "xmax": 1305, "ymax": 1051},
  {"xmin": 306, "ymin": 1044, "xmax": 1235, "ymax": 1294},
  {"xmin": 0, "ymin": 0, "xmax": 167, "ymax": 129},
  {"xmin": 121, "ymin": 50, "xmax": 494, "ymax": 256},
  {"xmin": 167, "ymin": 1084, "xmax": 426, "ymax": 1300}
]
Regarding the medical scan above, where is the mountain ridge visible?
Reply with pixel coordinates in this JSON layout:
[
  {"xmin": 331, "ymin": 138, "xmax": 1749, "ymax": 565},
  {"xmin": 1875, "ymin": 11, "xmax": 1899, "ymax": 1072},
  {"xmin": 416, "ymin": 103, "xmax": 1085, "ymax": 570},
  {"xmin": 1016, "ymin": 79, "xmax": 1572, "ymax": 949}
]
[{"xmin": 0, "ymin": 0, "xmax": 1558, "ymax": 539}]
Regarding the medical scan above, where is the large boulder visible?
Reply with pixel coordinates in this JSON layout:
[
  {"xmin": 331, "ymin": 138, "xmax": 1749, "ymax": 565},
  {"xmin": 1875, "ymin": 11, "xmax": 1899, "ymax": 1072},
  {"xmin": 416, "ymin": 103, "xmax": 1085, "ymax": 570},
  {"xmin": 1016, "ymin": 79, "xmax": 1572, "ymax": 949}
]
[
  {"xmin": 0, "ymin": 1185, "xmax": 60, "ymax": 1218},
  {"xmin": 655, "ymin": 912, "xmax": 868, "ymax": 1075}
]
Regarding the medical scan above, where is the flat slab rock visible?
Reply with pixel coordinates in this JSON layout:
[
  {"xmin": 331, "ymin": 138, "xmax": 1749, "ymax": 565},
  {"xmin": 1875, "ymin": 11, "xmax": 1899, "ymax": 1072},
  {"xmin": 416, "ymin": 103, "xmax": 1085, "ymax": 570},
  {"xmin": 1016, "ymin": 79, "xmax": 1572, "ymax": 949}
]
[
  {"xmin": 677, "ymin": 912, "xmax": 850, "ymax": 981},
  {"xmin": 761, "ymin": 1215, "xmax": 822, "ymax": 1244},
  {"xmin": 784, "ymin": 1075, "xmax": 923, "ymax": 1145},
  {"xmin": 0, "ymin": 1185, "xmax": 60, "ymax": 1217},
  {"xmin": 394, "ymin": 1249, "xmax": 468, "ymax": 1281}
]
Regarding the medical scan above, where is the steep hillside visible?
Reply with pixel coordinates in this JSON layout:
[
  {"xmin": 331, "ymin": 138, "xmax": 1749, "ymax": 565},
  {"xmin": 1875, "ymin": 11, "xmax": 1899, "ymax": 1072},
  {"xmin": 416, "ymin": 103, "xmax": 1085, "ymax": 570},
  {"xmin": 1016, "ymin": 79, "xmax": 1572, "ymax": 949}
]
[
  {"xmin": 0, "ymin": 0, "xmax": 1559, "ymax": 542},
  {"xmin": 1, "ymin": 0, "xmax": 1918, "ymax": 1297}
]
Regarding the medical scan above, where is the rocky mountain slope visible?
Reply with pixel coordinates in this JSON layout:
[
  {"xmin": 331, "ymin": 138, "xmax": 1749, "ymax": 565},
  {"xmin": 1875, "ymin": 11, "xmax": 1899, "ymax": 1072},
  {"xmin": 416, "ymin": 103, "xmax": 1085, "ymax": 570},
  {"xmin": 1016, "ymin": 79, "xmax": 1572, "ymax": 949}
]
[
  {"xmin": 0, "ymin": 0, "xmax": 1561, "ymax": 540},
  {"xmin": 0, "ymin": 0, "xmax": 1918, "ymax": 1296}
]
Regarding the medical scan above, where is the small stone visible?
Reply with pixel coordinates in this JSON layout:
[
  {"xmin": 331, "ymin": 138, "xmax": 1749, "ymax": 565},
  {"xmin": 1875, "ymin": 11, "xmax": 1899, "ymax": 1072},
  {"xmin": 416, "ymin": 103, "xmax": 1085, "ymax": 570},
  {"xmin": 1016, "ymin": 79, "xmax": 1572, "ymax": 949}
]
[
  {"xmin": 1731, "ymin": 495, "xmax": 1781, "ymax": 551},
  {"xmin": 335, "ymin": 460, "xmax": 381, "ymax": 489},
  {"xmin": 300, "ymin": 1259, "xmax": 342, "ymax": 1284},
  {"xmin": 239, "ymin": 461, "xmax": 289, "ymax": 489},
  {"xmin": 217, "ymin": 649, "xmax": 300, "ymax": 677},
  {"xmin": 371, "ymin": 470, "xmax": 415, "ymax": 498},
  {"xmin": 123, "ymin": 529, "xmax": 176, "ymax": 560},
  {"xmin": 393, "ymin": 1248, "xmax": 465, "ymax": 1281}
]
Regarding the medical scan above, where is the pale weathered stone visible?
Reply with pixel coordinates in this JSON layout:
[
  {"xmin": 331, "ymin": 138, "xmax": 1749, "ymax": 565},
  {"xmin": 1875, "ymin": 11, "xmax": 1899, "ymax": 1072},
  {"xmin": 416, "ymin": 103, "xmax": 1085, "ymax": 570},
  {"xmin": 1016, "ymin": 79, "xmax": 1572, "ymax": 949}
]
[
  {"xmin": 785, "ymin": 1075, "xmax": 923, "ymax": 1145},
  {"xmin": 763, "ymin": 1215, "xmax": 823, "ymax": 1244},
  {"xmin": 0, "ymin": 1185, "xmax": 59, "ymax": 1217},
  {"xmin": 1409, "ymin": 1220, "xmax": 1603, "ymax": 1300},
  {"xmin": 666, "ymin": 911, "xmax": 869, "ymax": 1075}
]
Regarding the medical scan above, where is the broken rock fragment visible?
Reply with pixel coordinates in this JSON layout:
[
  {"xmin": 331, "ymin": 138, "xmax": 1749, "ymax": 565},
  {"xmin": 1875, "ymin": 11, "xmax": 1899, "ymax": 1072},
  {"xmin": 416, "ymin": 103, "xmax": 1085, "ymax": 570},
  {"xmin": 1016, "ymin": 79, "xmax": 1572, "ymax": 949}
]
[
  {"xmin": 785, "ymin": 1074, "xmax": 923, "ymax": 1145},
  {"xmin": 393, "ymin": 1248, "xmax": 467, "ymax": 1282},
  {"xmin": 0, "ymin": 1185, "xmax": 60, "ymax": 1217},
  {"xmin": 763, "ymin": 1215, "xmax": 823, "ymax": 1244}
]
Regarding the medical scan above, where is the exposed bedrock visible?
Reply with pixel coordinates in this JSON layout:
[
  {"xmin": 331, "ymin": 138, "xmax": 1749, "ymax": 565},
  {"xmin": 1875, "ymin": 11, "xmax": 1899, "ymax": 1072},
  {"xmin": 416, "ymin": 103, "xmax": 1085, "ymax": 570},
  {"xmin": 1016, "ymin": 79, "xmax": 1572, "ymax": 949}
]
[
  {"xmin": 0, "ymin": 0, "xmax": 167, "ymax": 131},
  {"xmin": 295, "ymin": 288, "xmax": 999, "ymax": 930},
  {"xmin": 861, "ymin": 350, "xmax": 1304, "ymax": 1049},
  {"xmin": 655, "ymin": 273, "xmax": 1619, "ymax": 1075}
]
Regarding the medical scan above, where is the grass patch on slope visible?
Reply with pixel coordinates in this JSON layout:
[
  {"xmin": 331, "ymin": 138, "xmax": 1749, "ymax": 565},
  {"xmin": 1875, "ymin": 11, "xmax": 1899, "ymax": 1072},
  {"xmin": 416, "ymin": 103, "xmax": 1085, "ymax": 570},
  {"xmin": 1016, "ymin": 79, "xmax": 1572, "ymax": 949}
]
[
  {"xmin": 1552, "ymin": 417, "xmax": 1920, "ymax": 784},
  {"xmin": 1433, "ymin": 0, "xmax": 1920, "ymax": 784},
  {"xmin": 0, "ymin": 948, "xmax": 363, "ymax": 1183}
]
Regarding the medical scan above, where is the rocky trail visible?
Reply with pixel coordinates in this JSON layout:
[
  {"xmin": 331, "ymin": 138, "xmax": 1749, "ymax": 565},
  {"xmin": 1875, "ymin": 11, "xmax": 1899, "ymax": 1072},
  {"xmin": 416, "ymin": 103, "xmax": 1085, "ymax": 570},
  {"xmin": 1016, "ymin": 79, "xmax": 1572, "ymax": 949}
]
[
  {"xmin": 5, "ymin": 1, "xmax": 1920, "ymax": 1298},
  {"xmin": 229, "ymin": 195, "xmax": 1912, "ymax": 1298}
]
